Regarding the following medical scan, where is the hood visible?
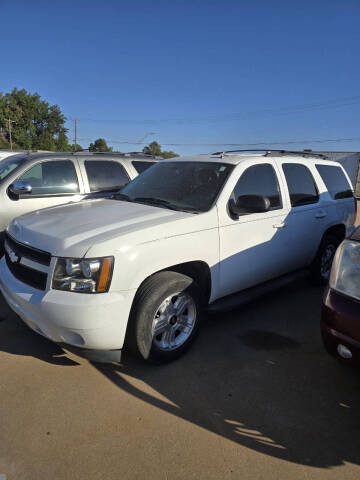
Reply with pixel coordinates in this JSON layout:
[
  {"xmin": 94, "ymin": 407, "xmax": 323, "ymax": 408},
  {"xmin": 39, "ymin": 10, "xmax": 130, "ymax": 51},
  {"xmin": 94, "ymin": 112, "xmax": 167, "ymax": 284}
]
[{"xmin": 8, "ymin": 198, "xmax": 209, "ymax": 257}]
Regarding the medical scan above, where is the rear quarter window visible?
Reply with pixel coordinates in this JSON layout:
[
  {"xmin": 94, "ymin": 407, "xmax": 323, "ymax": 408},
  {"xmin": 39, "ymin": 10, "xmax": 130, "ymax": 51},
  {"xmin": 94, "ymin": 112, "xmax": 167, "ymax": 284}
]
[
  {"xmin": 132, "ymin": 161, "xmax": 156, "ymax": 174},
  {"xmin": 316, "ymin": 164, "xmax": 353, "ymax": 199}
]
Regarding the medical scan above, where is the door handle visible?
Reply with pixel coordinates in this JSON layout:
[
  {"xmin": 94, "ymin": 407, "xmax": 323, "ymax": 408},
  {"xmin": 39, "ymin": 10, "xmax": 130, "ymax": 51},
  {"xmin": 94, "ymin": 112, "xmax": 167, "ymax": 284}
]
[
  {"xmin": 315, "ymin": 212, "xmax": 327, "ymax": 219},
  {"xmin": 273, "ymin": 222, "xmax": 287, "ymax": 229}
]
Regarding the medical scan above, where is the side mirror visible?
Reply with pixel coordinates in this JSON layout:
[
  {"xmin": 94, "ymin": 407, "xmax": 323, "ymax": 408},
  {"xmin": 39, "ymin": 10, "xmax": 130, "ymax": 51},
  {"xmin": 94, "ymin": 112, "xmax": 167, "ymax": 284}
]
[
  {"xmin": 9, "ymin": 180, "xmax": 32, "ymax": 196},
  {"xmin": 229, "ymin": 194, "xmax": 270, "ymax": 217}
]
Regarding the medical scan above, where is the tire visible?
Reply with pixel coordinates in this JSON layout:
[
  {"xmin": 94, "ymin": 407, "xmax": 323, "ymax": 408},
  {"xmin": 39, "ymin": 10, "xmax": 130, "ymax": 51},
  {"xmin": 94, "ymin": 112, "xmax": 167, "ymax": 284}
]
[
  {"xmin": 126, "ymin": 271, "xmax": 202, "ymax": 364},
  {"xmin": 310, "ymin": 233, "xmax": 343, "ymax": 285}
]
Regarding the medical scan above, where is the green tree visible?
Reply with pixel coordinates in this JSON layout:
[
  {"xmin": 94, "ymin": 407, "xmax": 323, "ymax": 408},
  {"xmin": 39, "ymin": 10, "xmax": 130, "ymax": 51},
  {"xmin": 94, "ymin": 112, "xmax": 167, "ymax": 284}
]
[
  {"xmin": 142, "ymin": 141, "xmax": 179, "ymax": 159},
  {"xmin": 143, "ymin": 141, "xmax": 162, "ymax": 156},
  {"xmin": 55, "ymin": 132, "xmax": 72, "ymax": 151},
  {"xmin": 0, "ymin": 88, "xmax": 70, "ymax": 151},
  {"xmin": 160, "ymin": 149, "xmax": 179, "ymax": 159},
  {"xmin": 89, "ymin": 138, "xmax": 113, "ymax": 152},
  {"xmin": 71, "ymin": 143, "xmax": 83, "ymax": 152},
  {"xmin": 0, "ymin": 132, "xmax": 10, "ymax": 149}
]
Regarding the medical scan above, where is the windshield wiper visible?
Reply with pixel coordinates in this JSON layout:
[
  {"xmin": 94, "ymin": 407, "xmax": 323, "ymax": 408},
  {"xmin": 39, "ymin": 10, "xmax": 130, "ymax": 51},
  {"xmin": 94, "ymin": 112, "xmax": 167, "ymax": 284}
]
[
  {"xmin": 131, "ymin": 196, "xmax": 187, "ymax": 212},
  {"xmin": 112, "ymin": 192, "xmax": 133, "ymax": 202}
]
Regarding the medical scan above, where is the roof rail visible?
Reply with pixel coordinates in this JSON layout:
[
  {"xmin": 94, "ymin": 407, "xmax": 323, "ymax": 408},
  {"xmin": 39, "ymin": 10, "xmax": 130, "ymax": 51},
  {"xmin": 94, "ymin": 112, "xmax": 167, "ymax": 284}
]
[
  {"xmin": 73, "ymin": 151, "xmax": 158, "ymax": 158},
  {"xmin": 211, "ymin": 149, "xmax": 269, "ymax": 155},
  {"xmin": 211, "ymin": 149, "xmax": 328, "ymax": 159}
]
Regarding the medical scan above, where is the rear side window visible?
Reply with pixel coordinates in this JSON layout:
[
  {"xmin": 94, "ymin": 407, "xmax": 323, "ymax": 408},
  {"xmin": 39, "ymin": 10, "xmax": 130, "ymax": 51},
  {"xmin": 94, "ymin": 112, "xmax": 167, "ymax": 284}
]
[
  {"xmin": 316, "ymin": 165, "xmax": 353, "ymax": 199},
  {"xmin": 84, "ymin": 161, "xmax": 130, "ymax": 192},
  {"xmin": 132, "ymin": 161, "xmax": 155, "ymax": 174},
  {"xmin": 233, "ymin": 164, "xmax": 282, "ymax": 211},
  {"xmin": 18, "ymin": 160, "xmax": 79, "ymax": 195},
  {"xmin": 282, "ymin": 163, "xmax": 319, "ymax": 207}
]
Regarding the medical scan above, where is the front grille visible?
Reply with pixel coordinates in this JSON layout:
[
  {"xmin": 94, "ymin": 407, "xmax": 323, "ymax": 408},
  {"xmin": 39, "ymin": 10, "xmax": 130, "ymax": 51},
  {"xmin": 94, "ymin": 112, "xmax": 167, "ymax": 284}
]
[
  {"xmin": 4, "ymin": 233, "xmax": 50, "ymax": 290},
  {"xmin": 5, "ymin": 233, "xmax": 51, "ymax": 266}
]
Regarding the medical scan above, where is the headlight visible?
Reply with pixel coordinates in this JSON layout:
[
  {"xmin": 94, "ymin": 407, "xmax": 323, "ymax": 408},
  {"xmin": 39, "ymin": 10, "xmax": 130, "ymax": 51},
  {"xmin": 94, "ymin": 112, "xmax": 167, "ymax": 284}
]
[
  {"xmin": 53, "ymin": 257, "xmax": 114, "ymax": 293},
  {"xmin": 329, "ymin": 240, "xmax": 360, "ymax": 300}
]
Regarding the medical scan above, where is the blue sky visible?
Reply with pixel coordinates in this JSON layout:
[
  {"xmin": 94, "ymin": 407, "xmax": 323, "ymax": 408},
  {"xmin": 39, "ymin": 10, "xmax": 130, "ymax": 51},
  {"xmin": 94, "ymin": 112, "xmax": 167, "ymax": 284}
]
[{"xmin": 2, "ymin": 0, "xmax": 360, "ymax": 155}]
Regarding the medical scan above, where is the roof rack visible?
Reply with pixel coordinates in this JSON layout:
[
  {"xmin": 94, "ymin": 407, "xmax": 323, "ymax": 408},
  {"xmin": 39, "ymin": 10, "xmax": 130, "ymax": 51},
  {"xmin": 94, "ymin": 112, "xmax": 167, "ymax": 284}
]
[
  {"xmin": 73, "ymin": 151, "xmax": 158, "ymax": 158},
  {"xmin": 211, "ymin": 149, "xmax": 328, "ymax": 159}
]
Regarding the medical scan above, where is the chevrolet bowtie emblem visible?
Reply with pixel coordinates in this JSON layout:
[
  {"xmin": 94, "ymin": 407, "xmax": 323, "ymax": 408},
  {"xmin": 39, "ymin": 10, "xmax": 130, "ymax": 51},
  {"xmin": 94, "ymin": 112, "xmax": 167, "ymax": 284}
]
[{"xmin": 8, "ymin": 249, "xmax": 19, "ymax": 263}]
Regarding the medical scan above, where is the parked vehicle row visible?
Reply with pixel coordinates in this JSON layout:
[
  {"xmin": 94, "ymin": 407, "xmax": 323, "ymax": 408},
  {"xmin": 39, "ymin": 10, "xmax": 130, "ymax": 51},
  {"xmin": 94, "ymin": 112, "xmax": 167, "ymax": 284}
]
[
  {"xmin": 0, "ymin": 151, "xmax": 158, "ymax": 247},
  {"xmin": 0, "ymin": 149, "xmax": 355, "ymax": 364}
]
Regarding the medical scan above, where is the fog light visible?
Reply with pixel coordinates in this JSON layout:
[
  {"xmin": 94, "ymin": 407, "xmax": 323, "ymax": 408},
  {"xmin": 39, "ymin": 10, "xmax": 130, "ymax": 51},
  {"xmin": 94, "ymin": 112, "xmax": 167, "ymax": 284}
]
[{"xmin": 337, "ymin": 344, "xmax": 352, "ymax": 359}]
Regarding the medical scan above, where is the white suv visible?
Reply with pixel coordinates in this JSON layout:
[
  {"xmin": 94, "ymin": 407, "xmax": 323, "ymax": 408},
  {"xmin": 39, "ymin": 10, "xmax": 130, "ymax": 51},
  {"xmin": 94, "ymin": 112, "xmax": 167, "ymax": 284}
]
[
  {"xmin": 0, "ymin": 151, "xmax": 157, "ymax": 246},
  {"xmin": 0, "ymin": 150, "xmax": 355, "ymax": 364}
]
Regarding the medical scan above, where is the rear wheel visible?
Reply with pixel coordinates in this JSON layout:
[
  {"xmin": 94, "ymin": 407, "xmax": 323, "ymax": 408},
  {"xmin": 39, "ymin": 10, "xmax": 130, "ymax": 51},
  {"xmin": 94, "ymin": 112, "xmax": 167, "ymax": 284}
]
[
  {"xmin": 127, "ymin": 271, "xmax": 202, "ymax": 364},
  {"xmin": 310, "ymin": 233, "xmax": 343, "ymax": 284}
]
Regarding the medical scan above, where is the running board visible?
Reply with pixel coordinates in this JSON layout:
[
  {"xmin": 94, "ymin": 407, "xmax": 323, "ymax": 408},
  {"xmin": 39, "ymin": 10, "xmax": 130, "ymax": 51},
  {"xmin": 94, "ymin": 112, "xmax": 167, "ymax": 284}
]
[{"xmin": 207, "ymin": 269, "xmax": 308, "ymax": 313}]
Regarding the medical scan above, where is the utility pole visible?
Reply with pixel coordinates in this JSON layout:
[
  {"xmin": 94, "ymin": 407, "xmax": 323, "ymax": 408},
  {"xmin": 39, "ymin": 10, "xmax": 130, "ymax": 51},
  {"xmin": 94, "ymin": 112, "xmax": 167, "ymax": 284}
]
[
  {"xmin": 70, "ymin": 118, "xmax": 79, "ymax": 151},
  {"xmin": 6, "ymin": 118, "xmax": 15, "ymax": 151}
]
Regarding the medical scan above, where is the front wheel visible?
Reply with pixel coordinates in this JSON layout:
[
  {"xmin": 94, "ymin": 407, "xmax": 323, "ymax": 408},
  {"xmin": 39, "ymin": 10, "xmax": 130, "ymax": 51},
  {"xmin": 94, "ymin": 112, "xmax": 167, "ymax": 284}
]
[{"xmin": 126, "ymin": 271, "xmax": 202, "ymax": 364}]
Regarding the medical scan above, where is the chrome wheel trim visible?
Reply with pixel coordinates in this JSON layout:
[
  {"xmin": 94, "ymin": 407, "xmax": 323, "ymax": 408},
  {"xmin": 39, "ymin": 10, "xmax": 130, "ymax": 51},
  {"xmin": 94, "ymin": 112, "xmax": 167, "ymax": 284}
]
[
  {"xmin": 320, "ymin": 244, "xmax": 336, "ymax": 280},
  {"xmin": 152, "ymin": 292, "xmax": 197, "ymax": 351}
]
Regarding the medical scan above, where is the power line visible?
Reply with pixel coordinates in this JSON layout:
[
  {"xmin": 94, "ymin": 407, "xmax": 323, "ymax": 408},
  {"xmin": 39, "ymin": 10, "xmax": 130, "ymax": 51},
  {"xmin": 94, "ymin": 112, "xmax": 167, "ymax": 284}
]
[
  {"xmin": 76, "ymin": 136, "xmax": 360, "ymax": 147},
  {"xmin": 66, "ymin": 95, "xmax": 360, "ymax": 126}
]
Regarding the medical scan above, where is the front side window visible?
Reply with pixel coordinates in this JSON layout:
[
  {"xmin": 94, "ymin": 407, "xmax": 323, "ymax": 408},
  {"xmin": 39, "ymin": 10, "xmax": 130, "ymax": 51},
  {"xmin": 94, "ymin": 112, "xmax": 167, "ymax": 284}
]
[
  {"xmin": 316, "ymin": 164, "xmax": 353, "ymax": 199},
  {"xmin": 282, "ymin": 163, "xmax": 319, "ymax": 207},
  {"xmin": 232, "ymin": 163, "xmax": 282, "ymax": 212},
  {"xmin": 119, "ymin": 161, "xmax": 234, "ymax": 213},
  {"xmin": 85, "ymin": 161, "xmax": 130, "ymax": 192},
  {"xmin": 18, "ymin": 160, "xmax": 79, "ymax": 195}
]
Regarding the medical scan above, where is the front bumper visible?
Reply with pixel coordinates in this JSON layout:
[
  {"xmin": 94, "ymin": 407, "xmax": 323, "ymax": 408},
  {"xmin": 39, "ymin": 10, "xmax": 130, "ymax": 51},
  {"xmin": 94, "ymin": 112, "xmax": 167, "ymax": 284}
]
[
  {"xmin": 0, "ymin": 257, "xmax": 136, "ymax": 360},
  {"xmin": 321, "ymin": 286, "xmax": 360, "ymax": 366}
]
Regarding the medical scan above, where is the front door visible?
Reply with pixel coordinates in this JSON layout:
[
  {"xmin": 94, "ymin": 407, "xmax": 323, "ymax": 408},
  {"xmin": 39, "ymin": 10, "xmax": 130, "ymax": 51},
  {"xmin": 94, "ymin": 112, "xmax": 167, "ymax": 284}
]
[
  {"xmin": 217, "ymin": 162, "xmax": 292, "ymax": 298},
  {"xmin": 3, "ymin": 159, "xmax": 84, "ymax": 230}
]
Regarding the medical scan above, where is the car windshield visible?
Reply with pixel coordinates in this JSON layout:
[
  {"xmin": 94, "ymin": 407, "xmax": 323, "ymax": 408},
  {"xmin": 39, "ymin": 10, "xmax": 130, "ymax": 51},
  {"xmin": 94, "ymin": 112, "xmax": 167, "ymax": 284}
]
[
  {"xmin": 0, "ymin": 155, "xmax": 27, "ymax": 182},
  {"xmin": 117, "ymin": 161, "xmax": 234, "ymax": 213}
]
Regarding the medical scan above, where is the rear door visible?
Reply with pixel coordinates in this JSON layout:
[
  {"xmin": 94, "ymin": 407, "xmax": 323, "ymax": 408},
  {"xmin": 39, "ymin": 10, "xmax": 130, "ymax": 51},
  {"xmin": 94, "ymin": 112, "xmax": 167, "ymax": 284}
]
[{"xmin": 277, "ymin": 161, "xmax": 326, "ymax": 270}]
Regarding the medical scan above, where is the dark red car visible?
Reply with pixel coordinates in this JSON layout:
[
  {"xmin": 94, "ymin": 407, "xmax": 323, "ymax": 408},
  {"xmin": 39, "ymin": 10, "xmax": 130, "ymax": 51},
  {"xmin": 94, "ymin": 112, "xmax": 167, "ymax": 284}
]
[{"xmin": 322, "ymin": 226, "xmax": 360, "ymax": 366}]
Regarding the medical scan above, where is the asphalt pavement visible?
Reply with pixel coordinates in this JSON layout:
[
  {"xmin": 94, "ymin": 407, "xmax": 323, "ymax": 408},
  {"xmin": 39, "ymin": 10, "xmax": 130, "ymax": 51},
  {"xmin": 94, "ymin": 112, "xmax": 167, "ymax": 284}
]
[{"xmin": 0, "ymin": 278, "xmax": 359, "ymax": 480}]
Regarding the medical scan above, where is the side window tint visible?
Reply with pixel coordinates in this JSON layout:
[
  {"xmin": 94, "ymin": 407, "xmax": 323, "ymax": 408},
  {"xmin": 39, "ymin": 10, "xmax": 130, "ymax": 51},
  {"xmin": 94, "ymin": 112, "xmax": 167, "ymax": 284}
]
[
  {"xmin": 19, "ymin": 161, "xmax": 79, "ymax": 195},
  {"xmin": 85, "ymin": 161, "xmax": 130, "ymax": 192},
  {"xmin": 316, "ymin": 165, "xmax": 353, "ymax": 199},
  {"xmin": 132, "ymin": 161, "xmax": 155, "ymax": 174},
  {"xmin": 233, "ymin": 164, "xmax": 282, "ymax": 212},
  {"xmin": 282, "ymin": 163, "xmax": 319, "ymax": 206}
]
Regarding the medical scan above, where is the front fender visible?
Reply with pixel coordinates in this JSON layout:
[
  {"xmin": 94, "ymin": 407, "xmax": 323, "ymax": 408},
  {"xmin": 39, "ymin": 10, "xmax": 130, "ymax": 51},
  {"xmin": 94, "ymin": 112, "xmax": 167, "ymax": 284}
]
[{"xmin": 106, "ymin": 228, "xmax": 220, "ymax": 300}]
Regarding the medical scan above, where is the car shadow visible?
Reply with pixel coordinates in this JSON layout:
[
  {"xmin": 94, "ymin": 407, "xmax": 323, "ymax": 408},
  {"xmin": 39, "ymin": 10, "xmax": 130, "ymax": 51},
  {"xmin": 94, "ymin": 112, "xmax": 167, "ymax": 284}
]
[
  {"xmin": 0, "ymin": 278, "xmax": 359, "ymax": 468},
  {"xmin": 91, "ymin": 279, "xmax": 360, "ymax": 469},
  {"xmin": 0, "ymin": 298, "xmax": 79, "ymax": 366}
]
